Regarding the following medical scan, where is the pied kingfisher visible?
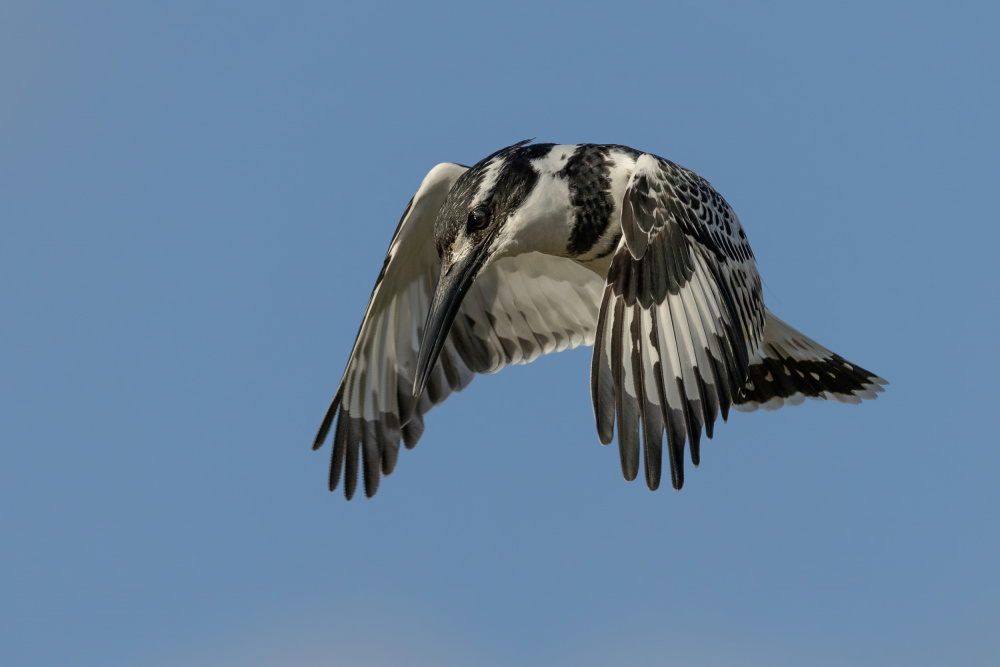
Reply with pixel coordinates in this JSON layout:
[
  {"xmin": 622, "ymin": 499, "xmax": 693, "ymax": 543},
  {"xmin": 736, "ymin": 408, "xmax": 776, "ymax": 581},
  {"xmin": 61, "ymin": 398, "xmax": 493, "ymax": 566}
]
[{"xmin": 314, "ymin": 141, "xmax": 887, "ymax": 499}]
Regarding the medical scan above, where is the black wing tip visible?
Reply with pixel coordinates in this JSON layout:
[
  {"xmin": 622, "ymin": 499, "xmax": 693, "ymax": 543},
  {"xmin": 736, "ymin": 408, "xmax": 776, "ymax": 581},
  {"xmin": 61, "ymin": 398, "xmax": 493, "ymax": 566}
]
[
  {"xmin": 327, "ymin": 410, "xmax": 411, "ymax": 500},
  {"xmin": 670, "ymin": 467, "xmax": 685, "ymax": 491},
  {"xmin": 736, "ymin": 353, "xmax": 888, "ymax": 410},
  {"xmin": 344, "ymin": 471, "xmax": 358, "ymax": 500},
  {"xmin": 643, "ymin": 435, "xmax": 663, "ymax": 491},
  {"xmin": 313, "ymin": 428, "xmax": 330, "ymax": 451},
  {"xmin": 314, "ymin": 389, "xmax": 344, "ymax": 451},
  {"xmin": 313, "ymin": 414, "xmax": 334, "ymax": 451}
]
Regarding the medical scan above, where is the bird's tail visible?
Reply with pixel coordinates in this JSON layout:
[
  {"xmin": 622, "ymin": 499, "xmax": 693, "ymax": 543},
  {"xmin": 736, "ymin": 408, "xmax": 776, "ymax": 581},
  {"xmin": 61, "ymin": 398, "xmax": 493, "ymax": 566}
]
[{"xmin": 733, "ymin": 310, "xmax": 887, "ymax": 412}]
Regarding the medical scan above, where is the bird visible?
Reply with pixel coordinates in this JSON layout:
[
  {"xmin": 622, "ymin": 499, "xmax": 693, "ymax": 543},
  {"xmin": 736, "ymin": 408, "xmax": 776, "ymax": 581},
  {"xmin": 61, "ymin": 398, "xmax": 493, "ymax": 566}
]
[{"xmin": 313, "ymin": 140, "xmax": 887, "ymax": 499}]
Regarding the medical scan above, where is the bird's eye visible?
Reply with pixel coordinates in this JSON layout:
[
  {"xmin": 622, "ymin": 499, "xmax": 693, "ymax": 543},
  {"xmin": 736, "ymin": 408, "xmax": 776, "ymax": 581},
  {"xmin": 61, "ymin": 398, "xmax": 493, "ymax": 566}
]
[{"xmin": 467, "ymin": 207, "xmax": 491, "ymax": 232}]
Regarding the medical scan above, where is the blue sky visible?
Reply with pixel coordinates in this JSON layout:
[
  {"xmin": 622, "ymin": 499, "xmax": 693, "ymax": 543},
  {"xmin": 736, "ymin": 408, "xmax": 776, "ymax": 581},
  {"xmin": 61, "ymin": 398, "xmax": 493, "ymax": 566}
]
[{"xmin": 3, "ymin": 1, "xmax": 998, "ymax": 665}]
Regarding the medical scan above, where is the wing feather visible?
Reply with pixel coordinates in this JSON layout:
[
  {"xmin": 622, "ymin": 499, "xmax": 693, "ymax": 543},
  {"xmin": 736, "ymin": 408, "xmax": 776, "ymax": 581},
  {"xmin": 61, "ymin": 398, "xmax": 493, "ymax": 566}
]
[
  {"xmin": 592, "ymin": 153, "xmax": 765, "ymax": 490},
  {"xmin": 611, "ymin": 299, "xmax": 640, "ymax": 481},
  {"xmin": 734, "ymin": 311, "xmax": 887, "ymax": 412},
  {"xmin": 635, "ymin": 306, "xmax": 664, "ymax": 490},
  {"xmin": 590, "ymin": 286, "xmax": 617, "ymax": 445}
]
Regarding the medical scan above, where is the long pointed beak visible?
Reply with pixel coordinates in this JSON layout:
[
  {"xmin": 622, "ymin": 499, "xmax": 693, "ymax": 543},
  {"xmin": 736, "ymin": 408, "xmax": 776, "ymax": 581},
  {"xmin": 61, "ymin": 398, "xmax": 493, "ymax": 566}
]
[{"xmin": 413, "ymin": 249, "xmax": 484, "ymax": 398}]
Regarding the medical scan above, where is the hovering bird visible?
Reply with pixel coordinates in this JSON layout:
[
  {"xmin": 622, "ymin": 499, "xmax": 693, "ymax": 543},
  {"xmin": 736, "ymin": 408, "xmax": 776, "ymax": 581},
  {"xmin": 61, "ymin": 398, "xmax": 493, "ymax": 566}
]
[{"xmin": 314, "ymin": 141, "xmax": 886, "ymax": 499}]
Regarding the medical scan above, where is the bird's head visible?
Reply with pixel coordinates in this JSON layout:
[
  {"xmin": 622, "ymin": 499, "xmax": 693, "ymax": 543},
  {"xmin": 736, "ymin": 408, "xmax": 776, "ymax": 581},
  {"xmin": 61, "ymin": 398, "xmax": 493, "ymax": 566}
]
[{"xmin": 413, "ymin": 140, "xmax": 567, "ymax": 397}]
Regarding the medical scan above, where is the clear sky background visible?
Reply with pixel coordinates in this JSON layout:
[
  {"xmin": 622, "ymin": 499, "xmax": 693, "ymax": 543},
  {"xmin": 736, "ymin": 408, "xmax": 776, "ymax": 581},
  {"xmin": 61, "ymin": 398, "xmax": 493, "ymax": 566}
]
[{"xmin": 3, "ymin": 2, "xmax": 998, "ymax": 665}]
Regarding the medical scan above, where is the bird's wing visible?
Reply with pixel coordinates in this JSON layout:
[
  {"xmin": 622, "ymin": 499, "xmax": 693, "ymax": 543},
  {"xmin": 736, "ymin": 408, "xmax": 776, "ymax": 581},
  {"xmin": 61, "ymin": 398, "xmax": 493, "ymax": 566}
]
[
  {"xmin": 591, "ymin": 153, "xmax": 766, "ymax": 491},
  {"xmin": 315, "ymin": 164, "xmax": 605, "ymax": 499},
  {"xmin": 733, "ymin": 311, "xmax": 887, "ymax": 412}
]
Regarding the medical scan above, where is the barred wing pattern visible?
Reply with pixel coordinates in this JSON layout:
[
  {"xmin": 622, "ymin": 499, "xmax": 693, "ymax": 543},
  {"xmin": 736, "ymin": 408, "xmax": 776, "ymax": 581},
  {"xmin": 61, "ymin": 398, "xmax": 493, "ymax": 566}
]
[
  {"xmin": 734, "ymin": 312, "xmax": 887, "ymax": 412},
  {"xmin": 591, "ymin": 153, "xmax": 766, "ymax": 491},
  {"xmin": 314, "ymin": 164, "xmax": 605, "ymax": 499}
]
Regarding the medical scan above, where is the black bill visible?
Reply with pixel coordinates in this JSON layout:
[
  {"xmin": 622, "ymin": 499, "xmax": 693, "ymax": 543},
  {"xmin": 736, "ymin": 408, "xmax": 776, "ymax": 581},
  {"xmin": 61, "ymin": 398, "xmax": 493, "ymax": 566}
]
[{"xmin": 412, "ymin": 245, "xmax": 489, "ymax": 399}]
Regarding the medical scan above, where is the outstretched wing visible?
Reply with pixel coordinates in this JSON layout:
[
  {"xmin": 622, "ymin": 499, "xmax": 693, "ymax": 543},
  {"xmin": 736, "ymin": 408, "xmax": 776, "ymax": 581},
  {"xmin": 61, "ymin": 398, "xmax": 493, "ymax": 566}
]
[
  {"xmin": 315, "ymin": 164, "xmax": 605, "ymax": 499},
  {"xmin": 591, "ymin": 153, "xmax": 766, "ymax": 491}
]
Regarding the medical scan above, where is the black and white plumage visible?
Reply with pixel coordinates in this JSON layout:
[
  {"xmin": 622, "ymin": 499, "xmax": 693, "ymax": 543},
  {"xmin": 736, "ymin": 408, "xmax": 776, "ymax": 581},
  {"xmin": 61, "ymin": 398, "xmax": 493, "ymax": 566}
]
[{"xmin": 314, "ymin": 141, "xmax": 886, "ymax": 499}]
